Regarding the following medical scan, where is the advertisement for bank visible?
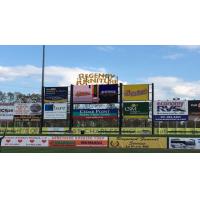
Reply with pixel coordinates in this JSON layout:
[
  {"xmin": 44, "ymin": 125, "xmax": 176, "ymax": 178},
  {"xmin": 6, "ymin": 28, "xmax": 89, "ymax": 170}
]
[{"xmin": 154, "ymin": 100, "xmax": 188, "ymax": 121}]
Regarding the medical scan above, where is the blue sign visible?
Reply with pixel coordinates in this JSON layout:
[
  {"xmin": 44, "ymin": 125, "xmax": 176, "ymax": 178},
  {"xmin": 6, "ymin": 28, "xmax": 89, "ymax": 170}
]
[{"xmin": 154, "ymin": 115, "xmax": 188, "ymax": 121}]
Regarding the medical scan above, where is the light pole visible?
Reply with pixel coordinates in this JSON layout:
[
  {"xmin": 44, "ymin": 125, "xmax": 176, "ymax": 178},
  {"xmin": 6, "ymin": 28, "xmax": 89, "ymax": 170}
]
[{"xmin": 40, "ymin": 45, "xmax": 45, "ymax": 134}]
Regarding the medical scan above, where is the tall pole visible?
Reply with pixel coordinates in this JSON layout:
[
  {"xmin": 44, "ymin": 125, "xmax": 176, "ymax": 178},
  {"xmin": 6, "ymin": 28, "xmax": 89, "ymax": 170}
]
[
  {"xmin": 119, "ymin": 83, "xmax": 123, "ymax": 135},
  {"xmin": 152, "ymin": 83, "xmax": 155, "ymax": 135},
  {"xmin": 69, "ymin": 84, "xmax": 74, "ymax": 132},
  {"xmin": 40, "ymin": 45, "xmax": 45, "ymax": 134}
]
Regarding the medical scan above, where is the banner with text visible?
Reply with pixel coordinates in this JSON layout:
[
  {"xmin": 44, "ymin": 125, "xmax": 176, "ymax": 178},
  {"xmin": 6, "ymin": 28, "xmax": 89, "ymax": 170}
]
[
  {"xmin": 154, "ymin": 100, "xmax": 188, "ymax": 121},
  {"xmin": 44, "ymin": 103, "xmax": 67, "ymax": 119},
  {"xmin": 0, "ymin": 103, "xmax": 14, "ymax": 121}
]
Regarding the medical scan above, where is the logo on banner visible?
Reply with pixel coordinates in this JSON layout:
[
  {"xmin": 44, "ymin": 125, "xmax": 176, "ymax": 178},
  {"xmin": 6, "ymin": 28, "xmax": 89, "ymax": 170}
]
[
  {"xmin": 0, "ymin": 103, "xmax": 14, "ymax": 120},
  {"xmin": 123, "ymin": 84, "xmax": 149, "ymax": 101},
  {"xmin": 44, "ymin": 103, "xmax": 67, "ymax": 119}
]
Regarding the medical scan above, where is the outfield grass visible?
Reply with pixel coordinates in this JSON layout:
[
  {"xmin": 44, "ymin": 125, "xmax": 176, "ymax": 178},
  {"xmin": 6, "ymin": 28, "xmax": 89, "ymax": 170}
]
[{"xmin": 1, "ymin": 147, "xmax": 200, "ymax": 153}]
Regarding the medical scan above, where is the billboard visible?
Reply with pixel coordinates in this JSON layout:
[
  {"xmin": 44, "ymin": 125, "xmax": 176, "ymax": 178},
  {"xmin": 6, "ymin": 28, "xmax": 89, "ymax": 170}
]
[
  {"xmin": 123, "ymin": 84, "xmax": 149, "ymax": 101},
  {"xmin": 0, "ymin": 103, "xmax": 14, "ymax": 120},
  {"xmin": 73, "ymin": 85, "xmax": 99, "ymax": 103},
  {"xmin": 169, "ymin": 137, "xmax": 200, "ymax": 149},
  {"xmin": 44, "ymin": 103, "xmax": 67, "ymax": 119},
  {"xmin": 123, "ymin": 102, "xmax": 149, "ymax": 118},
  {"xmin": 14, "ymin": 115, "xmax": 41, "ymax": 122},
  {"xmin": 109, "ymin": 137, "xmax": 167, "ymax": 149},
  {"xmin": 73, "ymin": 109, "xmax": 118, "ymax": 119},
  {"xmin": 14, "ymin": 103, "xmax": 42, "ymax": 115},
  {"xmin": 154, "ymin": 100, "xmax": 188, "ymax": 121},
  {"xmin": 44, "ymin": 87, "xmax": 68, "ymax": 103},
  {"xmin": 188, "ymin": 100, "xmax": 200, "ymax": 116},
  {"xmin": 99, "ymin": 84, "xmax": 118, "ymax": 103}
]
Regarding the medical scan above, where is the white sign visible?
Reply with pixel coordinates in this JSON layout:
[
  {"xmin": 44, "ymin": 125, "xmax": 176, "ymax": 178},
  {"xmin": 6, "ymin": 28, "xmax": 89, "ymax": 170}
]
[
  {"xmin": 44, "ymin": 103, "xmax": 67, "ymax": 119},
  {"xmin": 154, "ymin": 100, "xmax": 188, "ymax": 121},
  {"xmin": 0, "ymin": 103, "xmax": 14, "ymax": 120},
  {"xmin": 14, "ymin": 103, "xmax": 41, "ymax": 115},
  {"xmin": 169, "ymin": 137, "xmax": 200, "ymax": 149},
  {"xmin": 2, "ymin": 136, "xmax": 49, "ymax": 147}
]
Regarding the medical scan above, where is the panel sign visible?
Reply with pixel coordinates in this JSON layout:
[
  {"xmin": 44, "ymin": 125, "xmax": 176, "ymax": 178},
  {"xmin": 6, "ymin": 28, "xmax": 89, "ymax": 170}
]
[
  {"xmin": 14, "ymin": 115, "xmax": 41, "ymax": 122},
  {"xmin": 73, "ymin": 109, "xmax": 118, "ymax": 119},
  {"xmin": 169, "ymin": 137, "xmax": 200, "ymax": 149},
  {"xmin": 154, "ymin": 100, "xmax": 188, "ymax": 121},
  {"xmin": 44, "ymin": 87, "xmax": 68, "ymax": 103},
  {"xmin": 99, "ymin": 84, "xmax": 118, "ymax": 103},
  {"xmin": 123, "ymin": 102, "xmax": 149, "ymax": 118},
  {"xmin": 188, "ymin": 100, "xmax": 200, "ymax": 115},
  {"xmin": 73, "ymin": 85, "xmax": 99, "ymax": 103},
  {"xmin": 0, "ymin": 103, "xmax": 14, "ymax": 120},
  {"xmin": 123, "ymin": 84, "xmax": 149, "ymax": 101},
  {"xmin": 109, "ymin": 137, "xmax": 167, "ymax": 149},
  {"xmin": 44, "ymin": 103, "xmax": 67, "ymax": 119},
  {"xmin": 14, "ymin": 103, "xmax": 42, "ymax": 115}
]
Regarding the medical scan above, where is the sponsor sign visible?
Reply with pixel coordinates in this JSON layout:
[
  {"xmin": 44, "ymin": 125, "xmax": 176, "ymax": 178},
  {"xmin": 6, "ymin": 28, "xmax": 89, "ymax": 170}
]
[
  {"xmin": 123, "ymin": 102, "xmax": 149, "ymax": 118},
  {"xmin": 48, "ymin": 136, "xmax": 108, "ymax": 147},
  {"xmin": 76, "ymin": 73, "xmax": 118, "ymax": 85},
  {"xmin": 73, "ymin": 85, "xmax": 99, "ymax": 103},
  {"xmin": 109, "ymin": 137, "xmax": 167, "ymax": 149},
  {"xmin": 188, "ymin": 100, "xmax": 200, "ymax": 115},
  {"xmin": 2, "ymin": 136, "xmax": 49, "ymax": 147},
  {"xmin": 123, "ymin": 84, "xmax": 149, "ymax": 101},
  {"xmin": 169, "ymin": 137, "xmax": 200, "ymax": 149},
  {"xmin": 44, "ymin": 103, "xmax": 67, "ymax": 119},
  {"xmin": 14, "ymin": 115, "xmax": 41, "ymax": 122},
  {"xmin": 0, "ymin": 103, "xmax": 14, "ymax": 120},
  {"xmin": 73, "ymin": 109, "xmax": 118, "ymax": 119},
  {"xmin": 154, "ymin": 100, "xmax": 188, "ymax": 121},
  {"xmin": 44, "ymin": 87, "xmax": 68, "ymax": 103},
  {"xmin": 99, "ymin": 84, "xmax": 118, "ymax": 103},
  {"xmin": 14, "ymin": 103, "xmax": 41, "ymax": 115}
]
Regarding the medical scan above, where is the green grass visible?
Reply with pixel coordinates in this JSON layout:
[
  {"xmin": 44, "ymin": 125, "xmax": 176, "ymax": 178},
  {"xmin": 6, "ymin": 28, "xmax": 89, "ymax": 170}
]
[{"xmin": 1, "ymin": 147, "xmax": 200, "ymax": 153}]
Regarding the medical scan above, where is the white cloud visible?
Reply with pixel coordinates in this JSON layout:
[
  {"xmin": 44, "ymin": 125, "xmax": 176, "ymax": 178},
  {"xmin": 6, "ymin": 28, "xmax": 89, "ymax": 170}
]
[
  {"xmin": 178, "ymin": 45, "xmax": 200, "ymax": 52},
  {"xmin": 0, "ymin": 65, "xmax": 105, "ymax": 86},
  {"xmin": 147, "ymin": 76, "xmax": 200, "ymax": 100},
  {"xmin": 163, "ymin": 53, "xmax": 183, "ymax": 60},
  {"xmin": 96, "ymin": 45, "xmax": 115, "ymax": 52}
]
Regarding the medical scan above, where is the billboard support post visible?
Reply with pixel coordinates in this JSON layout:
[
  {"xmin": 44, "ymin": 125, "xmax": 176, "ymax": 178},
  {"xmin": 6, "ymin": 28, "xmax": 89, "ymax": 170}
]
[
  {"xmin": 119, "ymin": 83, "xmax": 123, "ymax": 135},
  {"xmin": 40, "ymin": 45, "xmax": 45, "ymax": 134},
  {"xmin": 69, "ymin": 84, "xmax": 74, "ymax": 132},
  {"xmin": 152, "ymin": 83, "xmax": 155, "ymax": 135}
]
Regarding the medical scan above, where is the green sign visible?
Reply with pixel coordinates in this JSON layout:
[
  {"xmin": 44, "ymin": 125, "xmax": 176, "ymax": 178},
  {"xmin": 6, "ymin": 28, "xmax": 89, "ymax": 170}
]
[{"xmin": 123, "ymin": 102, "xmax": 149, "ymax": 118}]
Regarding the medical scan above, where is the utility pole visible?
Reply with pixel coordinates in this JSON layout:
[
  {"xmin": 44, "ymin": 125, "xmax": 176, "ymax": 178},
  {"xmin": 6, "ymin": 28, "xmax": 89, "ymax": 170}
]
[{"xmin": 40, "ymin": 45, "xmax": 45, "ymax": 134}]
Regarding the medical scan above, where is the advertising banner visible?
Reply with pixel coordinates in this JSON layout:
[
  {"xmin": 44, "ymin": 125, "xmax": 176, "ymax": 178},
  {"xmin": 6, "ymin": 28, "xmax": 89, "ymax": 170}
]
[
  {"xmin": 188, "ymin": 100, "xmax": 200, "ymax": 115},
  {"xmin": 154, "ymin": 100, "xmax": 188, "ymax": 121},
  {"xmin": 44, "ymin": 87, "xmax": 68, "ymax": 103},
  {"xmin": 109, "ymin": 137, "xmax": 167, "ymax": 149},
  {"xmin": 0, "ymin": 103, "xmax": 14, "ymax": 121},
  {"xmin": 123, "ymin": 84, "xmax": 149, "ymax": 101},
  {"xmin": 169, "ymin": 137, "xmax": 200, "ymax": 149},
  {"xmin": 48, "ymin": 136, "xmax": 108, "ymax": 147},
  {"xmin": 44, "ymin": 103, "xmax": 67, "ymax": 119},
  {"xmin": 14, "ymin": 103, "xmax": 42, "ymax": 115},
  {"xmin": 14, "ymin": 115, "xmax": 41, "ymax": 122},
  {"xmin": 73, "ymin": 109, "xmax": 118, "ymax": 119},
  {"xmin": 2, "ymin": 136, "xmax": 49, "ymax": 147},
  {"xmin": 73, "ymin": 85, "xmax": 99, "ymax": 103},
  {"xmin": 99, "ymin": 84, "xmax": 118, "ymax": 103},
  {"xmin": 123, "ymin": 102, "xmax": 149, "ymax": 118}
]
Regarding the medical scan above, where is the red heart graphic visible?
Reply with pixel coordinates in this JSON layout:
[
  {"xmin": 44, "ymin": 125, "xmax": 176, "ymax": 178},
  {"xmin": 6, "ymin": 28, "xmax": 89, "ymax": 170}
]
[
  {"xmin": 30, "ymin": 139, "xmax": 35, "ymax": 143},
  {"xmin": 42, "ymin": 140, "xmax": 47, "ymax": 143},
  {"xmin": 18, "ymin": 139, "xmax": 23, "ymax": 143},
  {"xmin": 6, "ymin": 139, "xmax": 11, "ymax": 143}
]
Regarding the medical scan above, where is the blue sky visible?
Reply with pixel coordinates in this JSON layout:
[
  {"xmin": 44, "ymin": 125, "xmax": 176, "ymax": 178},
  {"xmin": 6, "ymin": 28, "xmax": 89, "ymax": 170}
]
[{"xmin": 0, "ymin": 45, "xmax": 200, "ymax": 99}]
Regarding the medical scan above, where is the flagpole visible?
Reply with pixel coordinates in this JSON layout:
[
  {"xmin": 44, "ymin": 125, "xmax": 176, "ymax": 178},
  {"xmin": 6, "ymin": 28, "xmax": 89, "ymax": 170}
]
[{"xmin": 40, "ymin": 45, "xmax": 45, "ymax": 134}]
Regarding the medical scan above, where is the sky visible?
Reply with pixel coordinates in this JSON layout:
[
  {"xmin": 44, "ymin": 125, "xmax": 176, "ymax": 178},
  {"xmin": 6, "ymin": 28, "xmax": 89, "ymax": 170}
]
[{"xmin": 0, "ymin": 45, "xmax": 200, "ymax": 100}]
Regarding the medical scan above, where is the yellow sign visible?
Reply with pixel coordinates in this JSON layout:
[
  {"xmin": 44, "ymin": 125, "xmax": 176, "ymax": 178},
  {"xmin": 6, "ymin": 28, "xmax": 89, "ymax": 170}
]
[
  {"xmin": 109, "ymin": 137, "xmax": 167, "ymax": 149},
  {"xmin": 76, "ymin": 73, "xmax": 118, "ymax": 85},
  {"xmin": 123, "ymin": 84, "xmax": 149, "ymax": 101}
]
